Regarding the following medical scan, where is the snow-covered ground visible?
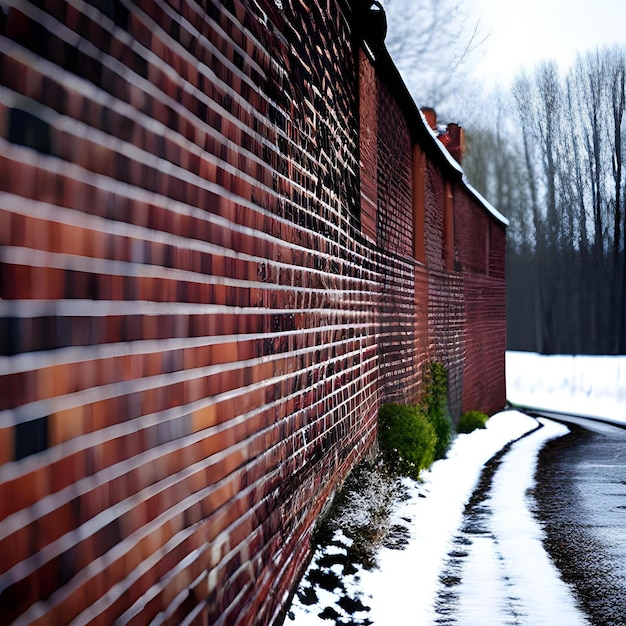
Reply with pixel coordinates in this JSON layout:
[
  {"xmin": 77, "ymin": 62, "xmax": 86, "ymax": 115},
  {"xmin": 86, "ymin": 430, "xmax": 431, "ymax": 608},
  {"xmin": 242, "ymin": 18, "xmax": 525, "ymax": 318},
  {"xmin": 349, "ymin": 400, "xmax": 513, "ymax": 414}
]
[
  {"xmin": 288, "ymin": 411, "xmax": 587, "ymax": 624},
  {"xmin": 506, "ymin": 351, "xmax": 626, "ymax": 425},
  {"xmin": 451, "ymin": 417, "xmax": 587, "ymax": 626},
  {"xmin": 358, "ymin": 413, "xmax": 551, "ymax": 624},
  {"xmin": 287, "ymin": 352, "xmax": 625, "ymax": 624}
]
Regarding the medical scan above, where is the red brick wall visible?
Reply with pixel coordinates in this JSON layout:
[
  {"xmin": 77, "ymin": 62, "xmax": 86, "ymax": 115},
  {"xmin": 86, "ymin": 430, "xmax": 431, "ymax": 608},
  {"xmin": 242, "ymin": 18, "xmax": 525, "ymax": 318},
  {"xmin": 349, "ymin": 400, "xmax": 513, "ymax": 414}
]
[
  {"xmin": 376, "ymin": 81, "xmax": 413, "ymax": 260},
  {"xmin": 367, "ymin": 59, "xmax": 509, "ymax": 422},
  {"xmin": 455, "ymin": 188, "xmax": 507, "ymax": 415},
  {"xmin": 374, "ymin": 77, "xmax": 421, "ymax": 403},
  {"xmin": 0, "ymin": 1, "xmax": 506, "ymax": 623},
  {"xmin": 424, "ymin": 159, "xmax": 447, "ymax": 272},
  {"xmin": 0, "ymin": 1, "xmax": 380, "ymax": 623},
  {"xmin": 419, "ymin": 155, "xmax": 465, "ymax": 418},
  {"xmin": 461, "ymin": 271, "xmax": 507, "ymax": 415},
  {"xmin": 456, "ymin": 188, "xmax": 489, "ymax": 274},
  {"xmin": 359, "ymin": 49, "xmax": 378, "ymax": 245}
]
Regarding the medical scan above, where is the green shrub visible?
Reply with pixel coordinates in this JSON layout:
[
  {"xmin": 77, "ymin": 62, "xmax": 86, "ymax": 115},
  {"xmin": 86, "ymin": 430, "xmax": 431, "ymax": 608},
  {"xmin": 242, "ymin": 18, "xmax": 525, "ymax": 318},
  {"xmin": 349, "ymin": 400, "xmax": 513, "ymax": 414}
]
[
  {"xmin": 378, "ymin": 403, "xmax": 437, "ymax": 480},
  {"xmin": 422, "ymin": 361, "xmax": 453, "ymax": 460},
  {"xmin": 457, "ymin": 410, "xmax": 489, "ymax": 434},
  {"xmin": 426, "ymin": 409, "xmax": 453, "ymax": 460}
]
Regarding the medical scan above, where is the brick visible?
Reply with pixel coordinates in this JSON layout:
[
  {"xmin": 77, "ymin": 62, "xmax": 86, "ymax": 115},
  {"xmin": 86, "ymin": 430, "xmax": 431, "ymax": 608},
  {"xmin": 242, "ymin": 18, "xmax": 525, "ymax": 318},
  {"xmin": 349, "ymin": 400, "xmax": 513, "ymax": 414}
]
[{"xmin": 0, "ymin": 0, "xmax": 505, "ymax": 623}]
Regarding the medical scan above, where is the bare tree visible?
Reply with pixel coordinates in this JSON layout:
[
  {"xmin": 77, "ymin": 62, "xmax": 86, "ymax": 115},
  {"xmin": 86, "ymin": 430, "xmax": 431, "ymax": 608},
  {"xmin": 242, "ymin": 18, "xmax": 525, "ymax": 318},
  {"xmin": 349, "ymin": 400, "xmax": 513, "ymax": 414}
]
[
  {"xmin": 570, "ymin": 52, "xmax": 611, "ymax": 259},
  {"xmin": 511, "ymin": 71, "xmax": 543, "ymax": 249},
  {"xmin": 380, "ymin": 0, "xmax": 487, "ymax": 114},
  {"xmin": 504, "ymin": 48, "xmax": 626, "ymax": 353},
  {"xmin": 607, "ymin": 48, "xmax": 626, "ymax": 265},
  {"xmin": 563, "ymin": 76, "xmax": 590, "ymax": 253},
  {"xmin": 604, "ymin": 47, "xmax": 626, "ymax": 351}
]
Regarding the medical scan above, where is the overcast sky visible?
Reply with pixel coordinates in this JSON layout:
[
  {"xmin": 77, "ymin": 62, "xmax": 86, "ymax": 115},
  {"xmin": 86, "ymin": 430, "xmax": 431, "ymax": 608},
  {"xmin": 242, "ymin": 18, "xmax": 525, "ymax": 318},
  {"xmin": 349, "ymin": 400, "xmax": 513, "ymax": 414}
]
[{"xmin": 467, "ymin": 0, "xmax": 626, "ymax": 85}]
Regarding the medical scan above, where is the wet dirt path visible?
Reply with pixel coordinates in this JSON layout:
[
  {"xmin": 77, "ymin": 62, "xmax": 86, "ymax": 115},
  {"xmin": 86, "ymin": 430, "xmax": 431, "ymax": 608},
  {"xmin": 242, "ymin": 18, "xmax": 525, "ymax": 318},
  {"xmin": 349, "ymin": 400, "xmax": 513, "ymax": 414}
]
[{"xmin": 531, "ymin": 413, "xmax": 626, "ymax": 626}]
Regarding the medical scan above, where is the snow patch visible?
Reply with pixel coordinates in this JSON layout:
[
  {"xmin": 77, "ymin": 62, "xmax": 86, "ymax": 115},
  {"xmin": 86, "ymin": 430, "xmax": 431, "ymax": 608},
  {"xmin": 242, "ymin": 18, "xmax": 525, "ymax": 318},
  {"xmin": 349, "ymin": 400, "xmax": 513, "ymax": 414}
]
[
  {"xmin": 507, "ymin": 351, "xmax": 626, "ymax": 424},
  {"xmin": 483, "ymin": 418, "xmax": 589, "ymax": 624},
  {"xmin": 289, "ymin": 411, "xmax": 539, "ymax": 624}
]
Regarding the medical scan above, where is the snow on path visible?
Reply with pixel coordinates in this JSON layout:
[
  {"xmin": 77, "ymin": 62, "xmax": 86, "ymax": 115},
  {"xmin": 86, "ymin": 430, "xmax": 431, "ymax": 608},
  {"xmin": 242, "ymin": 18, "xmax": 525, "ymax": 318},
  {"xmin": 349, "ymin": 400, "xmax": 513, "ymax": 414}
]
[
  {"xmin": 453, "ymin": 418, "xmax": 588, "ymax": 625},
  {"xmin": 290, "ymin": 411, "xmax": 544, "ymax": 624},
  {"xmin": 358, "ymin": 411, "xmax": 538, "ymax": 624},
  {"xmin": 290, "ymin": 352, "xmax": 622, "ymax": 624},
  {"xmin": 291, "ymin": 411, "xmax": 593, "ymax": 624}
]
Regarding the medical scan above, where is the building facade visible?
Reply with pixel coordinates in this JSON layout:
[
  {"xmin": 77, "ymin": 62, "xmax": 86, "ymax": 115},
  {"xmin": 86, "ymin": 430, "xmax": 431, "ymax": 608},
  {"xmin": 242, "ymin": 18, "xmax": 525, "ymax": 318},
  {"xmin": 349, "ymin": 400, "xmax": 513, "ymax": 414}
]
[{"xmin": 0, "ymin": 1, "xmax": 506, "ymax": 623}]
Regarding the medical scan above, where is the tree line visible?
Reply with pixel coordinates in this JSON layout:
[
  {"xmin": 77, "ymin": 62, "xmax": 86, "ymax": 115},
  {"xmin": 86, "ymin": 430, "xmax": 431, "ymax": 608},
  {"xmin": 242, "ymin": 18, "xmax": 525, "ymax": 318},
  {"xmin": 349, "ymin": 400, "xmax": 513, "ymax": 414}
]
[
  {"xmin": 381, "ymin": 0, "xmax": 625, "ymax": 354},
  {"xmin": 463, "ymin": 48, "xmax": 626, "ymax": 354}
]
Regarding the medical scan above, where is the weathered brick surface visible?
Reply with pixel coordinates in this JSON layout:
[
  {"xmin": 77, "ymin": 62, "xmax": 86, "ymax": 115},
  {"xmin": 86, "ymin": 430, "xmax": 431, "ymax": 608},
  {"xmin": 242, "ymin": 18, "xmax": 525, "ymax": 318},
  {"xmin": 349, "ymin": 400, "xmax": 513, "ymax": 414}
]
[
  {"xmin": 374, "ymin": 77, "xmax": 416, "ymax": 402},
  {"xmin": 359, "ymin": 49, "xmax": 378, "ymax": 245},
  {"xmin": 456, "ymin": 190, "xmax": 507, "ymax": 415},
  {"xmin": 462, "ymin": 271, "xmax": 507, "ymax": 415},
  {"xmin": 0, "ymin": 1, "xmax": 506, "ymax": 623}
]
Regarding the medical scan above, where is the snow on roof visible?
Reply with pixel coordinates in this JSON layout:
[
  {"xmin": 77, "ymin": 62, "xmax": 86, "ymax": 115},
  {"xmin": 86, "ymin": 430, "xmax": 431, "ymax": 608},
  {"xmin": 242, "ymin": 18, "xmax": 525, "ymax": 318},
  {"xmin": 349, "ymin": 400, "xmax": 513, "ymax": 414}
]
[
  {"xmin": 373, "ymin": 46, "xmax": 508, "ymax": 229},
  {"xmin": 463, "ymin": 177, "xmax": 510, "ymax": 227},
  {"xmin": 418, "ymin": 110, "xmax": 509, "ymax": 228},
  {"xmin": 419, "ymin": 109, "xmax": 464, "ymax": 175}
]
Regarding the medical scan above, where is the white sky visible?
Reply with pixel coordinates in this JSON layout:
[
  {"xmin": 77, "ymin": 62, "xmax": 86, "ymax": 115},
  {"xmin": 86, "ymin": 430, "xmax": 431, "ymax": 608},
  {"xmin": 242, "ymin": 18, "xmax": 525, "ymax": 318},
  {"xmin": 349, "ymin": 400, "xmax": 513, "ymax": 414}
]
[{"xmin": 466, "ymin": 0, "xmax": 626, "ymax": 85}]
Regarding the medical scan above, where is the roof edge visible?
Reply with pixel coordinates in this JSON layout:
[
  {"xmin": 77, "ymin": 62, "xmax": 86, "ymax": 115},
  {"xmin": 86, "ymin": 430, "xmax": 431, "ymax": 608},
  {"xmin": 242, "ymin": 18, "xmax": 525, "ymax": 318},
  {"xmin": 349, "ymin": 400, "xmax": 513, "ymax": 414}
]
[{"xmin": 366, "ymin": 41, "xmax": 508, "ymax": 227}]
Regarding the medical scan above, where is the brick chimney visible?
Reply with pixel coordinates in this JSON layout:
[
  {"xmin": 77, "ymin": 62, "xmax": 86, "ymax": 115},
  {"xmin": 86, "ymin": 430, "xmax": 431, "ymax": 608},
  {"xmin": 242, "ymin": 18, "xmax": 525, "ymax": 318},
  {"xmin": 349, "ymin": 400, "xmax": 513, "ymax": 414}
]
[
  {"xmin": 444, "ymin": 122, "xmax": 464, "ymax": 165},
  {"xmin": 421, "ymin": 107, "xmax": 464, "ymax": 166},
  {"xmin": 422, "ymin": 106, "xmax": 438, "ymax": 132}
]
